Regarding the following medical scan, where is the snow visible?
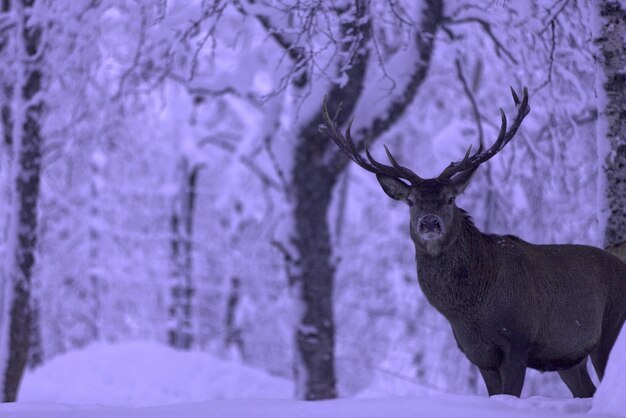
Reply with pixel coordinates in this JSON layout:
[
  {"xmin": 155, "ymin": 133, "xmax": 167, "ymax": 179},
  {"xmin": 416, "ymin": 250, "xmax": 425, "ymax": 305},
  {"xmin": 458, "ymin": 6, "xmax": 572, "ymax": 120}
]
[
  {"xmin": 17, "ymin": 341, "xmax": 292, "ymax": 406},
  {"xmin": 0, "ymin": 341, "xmax": 619, "ymax": 418},
  {"xmin": 0, "ymin": 396, "xmax": 610, "ymax": 418},
  {"xmin": 592, "ymin": 323, "xmax": 626, "ymax": 416}
]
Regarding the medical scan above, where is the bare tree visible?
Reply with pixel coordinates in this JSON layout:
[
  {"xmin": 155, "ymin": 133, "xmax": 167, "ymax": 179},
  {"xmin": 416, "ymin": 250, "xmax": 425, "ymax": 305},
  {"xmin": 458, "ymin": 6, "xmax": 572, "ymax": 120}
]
[
  {"xmin": 593, "ymin": 1, "xmax": 626, "ymax": 248},
  {"xmin": 0, "ymin": 0, "xmax": 46, "ymax": 402},
  {"xmin": 168, "ymin": 158, "xmax": 202, "ymax": 349},
  {"xmin": 236, "ymin": 0, "xmax": 444, "ymax": 399}
]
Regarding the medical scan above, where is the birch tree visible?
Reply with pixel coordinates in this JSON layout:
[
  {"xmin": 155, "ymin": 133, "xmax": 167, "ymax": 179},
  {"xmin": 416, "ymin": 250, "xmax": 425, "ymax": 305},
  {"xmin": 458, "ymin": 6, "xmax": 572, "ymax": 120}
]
[
  {"xmin": 168, "ymin": 158, "xmax": 201, "ymax": 349},
  {"xmin": 593, "ymin": 1, "xmax": 626, "ymax": 251},
  {"xmin": 0, "ymin": 0, "xmax": 46, "ymax": 402},
  {"xmin": 1, "ymin": 0, "xmax": 110, "ymax": 399}
]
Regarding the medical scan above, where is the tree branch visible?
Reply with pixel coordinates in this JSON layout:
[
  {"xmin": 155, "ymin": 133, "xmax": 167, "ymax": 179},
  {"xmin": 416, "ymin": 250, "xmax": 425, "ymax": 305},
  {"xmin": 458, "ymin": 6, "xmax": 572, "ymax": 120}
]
[
  {"xmin": 112, "ymin": 4, "xmax": 148, "ymax": 99},
  {"xmin": 539, "ymin": 0, "xmax": 572, "ymax": 34},
  {"xmin": 454, "ymin": 58, "xmax": 483, "ymax": 148},
  {"xmin": 536, "ymin": 20, "xmax": 556, "ymax": 91},
  {"xmin": 299, "ymin": 0, "xmax": 372, "ymax": 151},
  {"xmin": 263, "ymin": 133, "xmax": 292, "ymax": 196},
  {"xmin": 199, "ymin": 135, "xmax": 283, "ymax": 191},
  {"xmin": 271, "ymin": 239, "xmax": 297, "ymax": 286},
  {"xmin": 443, "ymin": 16, "xmax": 518, "ymax": 65},
  {"xmin": 328, "ymin": 0, "xmax": 443, "ymax": 174},
  {"xmin": 234, "ymin": 0, "xmax": 310, "ymax": 87}
]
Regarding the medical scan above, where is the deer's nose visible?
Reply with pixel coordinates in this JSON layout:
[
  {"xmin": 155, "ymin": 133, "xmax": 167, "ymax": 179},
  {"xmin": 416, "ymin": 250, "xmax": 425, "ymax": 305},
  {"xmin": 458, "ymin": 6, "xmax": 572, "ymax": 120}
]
[{"xmin": 419, "ymin": 214, "xmax": 442, "ymax": 234}]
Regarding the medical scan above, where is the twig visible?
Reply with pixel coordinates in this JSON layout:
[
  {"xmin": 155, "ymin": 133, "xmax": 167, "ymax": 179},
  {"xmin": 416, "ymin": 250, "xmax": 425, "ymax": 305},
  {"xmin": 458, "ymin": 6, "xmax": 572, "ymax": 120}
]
[
  {"xmin": 239, "ymin": 155, "xmax": 283, "ymax": 191},
  {"xmin": 155, "ymin": 0, "xmax": 168, "ymax": 24},
  {"xmin": 439, "ymin": 24, "xmax": 459, "ymax": 41},
  {"xmin": 444, "ymin": 16, "xmax": 517, "ymax": 65},
  {"xmin": 388, "ymin": 0, "xmax": 414, "ymax": 26},
  {"xmin": 271, "ymin": 239, "xmax": 297, "ymax": 285},
  {"xmin": 234, "ymin": 0, "xmax": 306, "ymax": 64},
  {"xmin": 200, "ymin": 135, "xmax": 283, "ymax": 191},
  {"xmin": 186, "ymin": 3, "xmax": 227, "ymax": 82},
  {"xmin": 113, "ymin": 5, "xmax": 148, "ymax": 100},
  {"xmin": 539, "ymin": 0, "xmax": 571, "ymax": 34},
  {"xmin": 454, "ymin": 58, "xmax": 483, "ymax": 149},
  {"xmin": 76, "ymin": 0, "xmax": 103, "ymax": 21},
  {"xmin": 369, "ymin": 19, "xmax": 398, "ymax": 95},
  {"xmin": 233, "ymin": 0, "xmax": 317, "ymax": 95},
  {"xmin": 535, "ymin": 20, "xmax": 556, "ymax": 91},
  {"xmin": 264, "ymin": 134, "xmax": 292, "ymax": 197}
]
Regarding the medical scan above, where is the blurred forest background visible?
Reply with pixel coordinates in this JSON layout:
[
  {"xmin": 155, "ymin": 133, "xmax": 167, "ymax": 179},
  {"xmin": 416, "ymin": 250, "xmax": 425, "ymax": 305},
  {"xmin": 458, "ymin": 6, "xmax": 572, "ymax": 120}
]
[{"xmin": 0, "ymin": 0, "xmax": 625, "ymax": 403}]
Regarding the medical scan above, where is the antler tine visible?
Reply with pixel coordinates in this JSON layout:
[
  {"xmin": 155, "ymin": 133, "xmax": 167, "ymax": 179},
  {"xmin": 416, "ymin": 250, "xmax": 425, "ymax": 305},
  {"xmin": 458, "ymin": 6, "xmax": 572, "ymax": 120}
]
[
  {"xmin": 511, "ymin": 86, "xmax": 520, "ymax": 105},
  {"xmin": 322, "ymin": 95, "xmax": 424, "ymax": 183},
  {"xmin": 437, "ymin": 87, "xmax": 530, "ymax": 182},
  {"xmin": 343, "ymin": 119, "xmax": 383, "ymax": 171},
  {"xmin": 322, "ymin": 96, "xmax": 373, "ymax": 173},
  {"xmin": 362, "ymin": 145, "xmax": 423, "ymax": 183},
  {"xmin": 383, "ymin": 145, "xmax": 423, "ymax": 183}
]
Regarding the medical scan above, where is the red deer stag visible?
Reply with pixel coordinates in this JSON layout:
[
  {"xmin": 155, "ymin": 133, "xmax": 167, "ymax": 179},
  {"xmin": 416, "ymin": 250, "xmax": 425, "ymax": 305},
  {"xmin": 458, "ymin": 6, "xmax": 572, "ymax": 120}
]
[{"xmin": 322, "ymin": 88, "xmax": 626, "ymax": 398}]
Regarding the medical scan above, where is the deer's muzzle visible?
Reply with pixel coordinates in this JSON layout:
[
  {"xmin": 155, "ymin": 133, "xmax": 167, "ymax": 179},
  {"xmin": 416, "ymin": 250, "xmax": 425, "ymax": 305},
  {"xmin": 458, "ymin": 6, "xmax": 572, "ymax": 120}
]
[{"xmin": 418, "ymin": 214, "xmax": 443, "ymax": 240}]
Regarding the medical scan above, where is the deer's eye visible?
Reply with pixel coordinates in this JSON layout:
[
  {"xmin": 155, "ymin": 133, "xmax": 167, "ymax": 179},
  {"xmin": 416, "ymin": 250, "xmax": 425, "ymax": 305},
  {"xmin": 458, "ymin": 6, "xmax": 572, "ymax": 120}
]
[
  {"xmin": 407, "ymin": 199, "xmax": 414, "ymax": 207},
  {"xmin": 447, "ymin": 197, "xmax": 455, "ymax": 205}
]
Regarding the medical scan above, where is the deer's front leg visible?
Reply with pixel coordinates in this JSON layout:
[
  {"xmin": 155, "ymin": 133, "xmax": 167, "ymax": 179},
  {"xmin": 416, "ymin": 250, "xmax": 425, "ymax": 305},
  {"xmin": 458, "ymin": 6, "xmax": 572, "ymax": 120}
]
[
  {"xmin": 499, "ymin": 347, "xmax": 528, "ymax": 397},
  {"xmin": 478, "ymin": 367, "xmax": 502, "ymax": 396}
]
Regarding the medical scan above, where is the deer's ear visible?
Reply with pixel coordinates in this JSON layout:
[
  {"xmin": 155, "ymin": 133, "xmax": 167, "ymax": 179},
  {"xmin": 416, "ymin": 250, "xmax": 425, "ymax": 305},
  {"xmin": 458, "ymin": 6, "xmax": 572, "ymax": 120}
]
[
  {"xmin": 376, "ymin": 174, "xmax": 410, "ymax": 201},
  {"xmin": 451, "ymin": 167, "xmax": 478, "ymax": 194}
]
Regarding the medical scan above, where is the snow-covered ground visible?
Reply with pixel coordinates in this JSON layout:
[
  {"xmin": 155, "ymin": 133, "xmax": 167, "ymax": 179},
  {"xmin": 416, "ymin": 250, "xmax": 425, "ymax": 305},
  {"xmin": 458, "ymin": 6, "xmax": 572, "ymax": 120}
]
[
  {"xmin": 0, "ymin": 341, "xmax": 620, "ymax": 418},
  {"xmin": 0, "ymin": 396, "xmax": 607, "ymax": 418},
  {"xmin": 18, "ymin": 341, "xmax": 292, "ymax": 405}
]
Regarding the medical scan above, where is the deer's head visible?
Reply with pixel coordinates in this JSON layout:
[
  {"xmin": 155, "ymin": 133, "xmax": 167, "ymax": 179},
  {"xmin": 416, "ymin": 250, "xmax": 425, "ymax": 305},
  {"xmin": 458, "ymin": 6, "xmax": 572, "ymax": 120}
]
[{"xmin": 322, "ymin": 88, "xmax": 530, "ymax": 254}]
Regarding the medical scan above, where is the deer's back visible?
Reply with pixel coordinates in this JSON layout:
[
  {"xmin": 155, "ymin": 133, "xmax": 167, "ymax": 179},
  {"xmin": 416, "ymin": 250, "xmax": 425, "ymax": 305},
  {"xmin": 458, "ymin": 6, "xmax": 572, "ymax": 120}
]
[{"xmin": 504, "ymin": 238, "xmax": 626, "ymax": 304}]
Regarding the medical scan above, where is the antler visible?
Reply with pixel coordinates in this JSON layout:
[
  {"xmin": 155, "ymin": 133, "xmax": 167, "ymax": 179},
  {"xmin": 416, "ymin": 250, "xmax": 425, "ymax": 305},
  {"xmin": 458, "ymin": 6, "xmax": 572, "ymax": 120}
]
[
  {"xmin": 321, "ymin": 96, "xmax": 424, "ymax": 184},
  {"xmin": 437, "ymin": 87, "xmax": 531, "ymax": 182}
]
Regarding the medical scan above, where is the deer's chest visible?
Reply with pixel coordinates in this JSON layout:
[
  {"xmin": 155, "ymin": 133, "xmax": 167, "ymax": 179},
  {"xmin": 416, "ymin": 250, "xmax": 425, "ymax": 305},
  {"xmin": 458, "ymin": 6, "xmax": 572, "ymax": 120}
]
[
  {"xmin": 416, "ymin": 255, "xmax": 480, "ymax": 318},
  {"xmin": 417, "ymin": 264, "xmax": 501, "ymax": 367},
  {"xmin": 449, "ymin": 320, "xmax": 502, "ymax": 369}
]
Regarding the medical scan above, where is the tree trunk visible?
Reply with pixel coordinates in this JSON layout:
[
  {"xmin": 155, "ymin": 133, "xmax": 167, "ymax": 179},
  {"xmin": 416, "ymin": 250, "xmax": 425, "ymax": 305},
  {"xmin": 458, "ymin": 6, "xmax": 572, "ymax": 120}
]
[
  {"xmin": 1, "ymin": 0, "xmax": 45, "ymax": 401},
  {"xmin": 26, "ymin": 298, "xmax": 42, "ymax": 369},
  {"xmin": 224, "ymin": 276, "xmax": 245, "ymax": 358},
  {"xmin": 87, "ymin": 150, "xmax": 106, "ymax": 342},
  {"xmin": 238, "ymin": 0, "xmax": 441, "ymax": 399},
  {"xmin": 287, "ymin": 0, "xmax": 371, "ymax": 398},
  {"xmin": 167, "ymin": 197, "xmax": 185, "ymax": 347},
  {"xmin": 291, "ymin": 146, "xmax": 339, "ymax": 400},
  {"xmin": 594, "ymin": 1, "xmax": 626, "ymax": 247},
  {"xmin": 167, "ymin": 158, "xmax": 198, "ymax": 350},
  {"xmin": 288, "ymin": 0, "xmax": 442, "ymax": 400}
]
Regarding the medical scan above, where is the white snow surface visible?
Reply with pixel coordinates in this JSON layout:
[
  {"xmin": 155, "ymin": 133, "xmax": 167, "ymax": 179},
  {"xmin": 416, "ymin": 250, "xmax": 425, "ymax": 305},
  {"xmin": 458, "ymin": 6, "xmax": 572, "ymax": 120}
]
[
  {"xmin": 0, "ymin": 396, "xmax": 610, "ymax": 418},
  {"xmin": 17, "ymin": 341, "xmax": 292, "ymax": 406},
  {"xmin": 592, "ymin": 324, "xmax": 626, "ymax": 416},
  {"xmin": 0, "ymin": 341, "xmax": 620, "ymax": 417}
]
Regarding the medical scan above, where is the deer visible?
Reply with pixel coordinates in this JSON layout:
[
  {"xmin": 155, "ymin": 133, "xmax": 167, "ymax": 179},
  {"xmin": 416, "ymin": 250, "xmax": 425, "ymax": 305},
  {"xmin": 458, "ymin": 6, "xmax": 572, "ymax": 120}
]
[{"xmin": 322, "ymin": 88, "xmax": 626, "ymax": 398}]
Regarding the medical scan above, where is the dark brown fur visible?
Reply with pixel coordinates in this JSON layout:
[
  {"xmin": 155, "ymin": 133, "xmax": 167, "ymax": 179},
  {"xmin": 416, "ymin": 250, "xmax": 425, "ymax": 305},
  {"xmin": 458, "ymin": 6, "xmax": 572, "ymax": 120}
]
[{"xmin": 412, "ymin": 204, "xmax": 626, "ymax": 397}]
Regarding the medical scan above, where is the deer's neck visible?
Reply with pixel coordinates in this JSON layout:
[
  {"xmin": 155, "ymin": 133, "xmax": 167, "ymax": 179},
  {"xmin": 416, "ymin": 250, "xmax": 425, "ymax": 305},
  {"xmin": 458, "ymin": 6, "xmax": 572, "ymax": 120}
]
[{"xmin": 414, "ymin": 208, "xmax": 490, "ymax": 319}]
